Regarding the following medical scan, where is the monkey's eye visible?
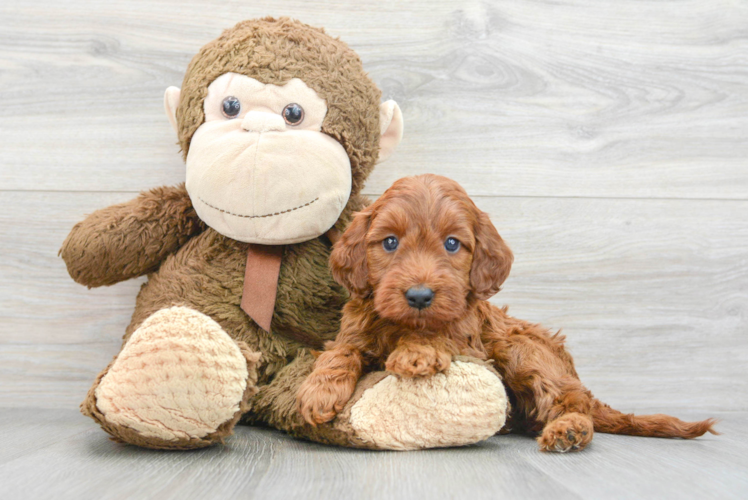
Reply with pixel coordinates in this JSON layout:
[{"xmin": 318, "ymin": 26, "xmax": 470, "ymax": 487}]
[
  {"xmin": 382, "ymin": 236, "xmax": 399, "ymax": 252},
  {"xmin": 444, "ymin": 237, "xmax": 461, "ymax": 253},
  {"xmin": 282, "ymin": 103, "xmax": 304, "ymax": 125},
  {"xmin": 221, "ymin": 96, "xmax": 241, "ymax": 118}
]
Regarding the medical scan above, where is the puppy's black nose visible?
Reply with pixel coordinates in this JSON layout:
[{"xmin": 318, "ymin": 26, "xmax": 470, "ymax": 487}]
[{"xmin": 405, "ymin": 287, "xmax": 434, "ymax": 310}]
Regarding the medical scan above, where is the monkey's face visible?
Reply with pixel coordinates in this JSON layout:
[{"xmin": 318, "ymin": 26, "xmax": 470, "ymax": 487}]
[{"xmin": 183, "ymin": 72, "xmax": 352, "ymax": 244}]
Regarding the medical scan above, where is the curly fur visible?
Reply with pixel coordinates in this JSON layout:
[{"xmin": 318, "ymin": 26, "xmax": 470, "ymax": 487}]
[{"xmin": 298, "ymin": 174, "xmax": 718, "ymax": 451}]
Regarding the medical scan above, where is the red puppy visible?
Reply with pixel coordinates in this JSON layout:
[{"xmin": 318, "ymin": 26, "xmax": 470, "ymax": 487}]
[{"xmin": 297, "ymin": 174, "xmax": 716, "ymax": 451}]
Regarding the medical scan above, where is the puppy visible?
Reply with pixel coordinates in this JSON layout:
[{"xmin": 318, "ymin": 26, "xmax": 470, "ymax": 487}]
[{"xmin": 297, "ymin": 174, "xmax": 716, "ymax": 452}]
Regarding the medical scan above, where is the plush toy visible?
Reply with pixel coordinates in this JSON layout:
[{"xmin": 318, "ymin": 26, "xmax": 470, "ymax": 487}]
[{"xmin": 60, "ymin": 17, "xmax": 508, "ymax": 451}]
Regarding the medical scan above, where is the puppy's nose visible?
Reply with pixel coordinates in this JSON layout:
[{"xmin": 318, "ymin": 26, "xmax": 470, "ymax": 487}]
[{"xmin": 405, "ymin": 287, "xmax": 434, "ymax": 310}]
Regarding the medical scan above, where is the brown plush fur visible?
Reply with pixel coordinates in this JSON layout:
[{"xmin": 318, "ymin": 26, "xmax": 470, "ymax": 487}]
[
  {"xmin": 298, "ymin": 174, "xmax": 718, "ymax": 451},
  {"xmin": 60, "ymin": 18, "xmax": 384, "ymax": 448},
  {"xmin": 176, "ymin": 16, "xmax": 382, "ymax": 196},
  {"xmin": 80, "ymin": 341, "xmax": 261, "ymax": 450},
  {"xmin": 60, "ymin": 185, "xmax": 205, "ymax": 288}
]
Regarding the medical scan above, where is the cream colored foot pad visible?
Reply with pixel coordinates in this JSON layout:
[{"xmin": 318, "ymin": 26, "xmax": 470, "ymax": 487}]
[
  {"xmin": 95, "ymin": 306, "xmax": 249, "ymax": 441},
  {"xmin": 349, "ymin": 361, "xmax": 508, "ymax": 450}
]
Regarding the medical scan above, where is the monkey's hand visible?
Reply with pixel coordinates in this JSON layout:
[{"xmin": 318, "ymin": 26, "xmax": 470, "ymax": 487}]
[{"xmin": 60, "ymin": 184, "xmax": 204, "ymax": 287}]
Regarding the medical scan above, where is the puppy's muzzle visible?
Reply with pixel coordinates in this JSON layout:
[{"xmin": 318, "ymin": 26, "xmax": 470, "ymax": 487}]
[{"xmin": 405, "ymin": 286, "xmax": 434, "ymax": 310}]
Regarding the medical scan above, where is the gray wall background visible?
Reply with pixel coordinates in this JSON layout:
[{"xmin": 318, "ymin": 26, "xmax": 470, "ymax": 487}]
[{"xmin": 1, "ymin": 0, "xmax": 746, "ymax": 414}]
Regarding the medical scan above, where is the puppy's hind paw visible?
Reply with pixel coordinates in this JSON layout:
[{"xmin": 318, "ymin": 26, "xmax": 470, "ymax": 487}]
[{"xmin": 538, "ymin": 413, "xmax": 594, "ymax": 452}]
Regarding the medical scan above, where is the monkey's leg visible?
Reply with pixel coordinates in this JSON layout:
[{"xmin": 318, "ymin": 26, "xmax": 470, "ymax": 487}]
[
  {"xmin": 81, "ymin": 306, "xmax": 260, "ymax": 450},
  {"xmin": 247, "ymin": 352, "xmax": 508, "ymax": 450}
]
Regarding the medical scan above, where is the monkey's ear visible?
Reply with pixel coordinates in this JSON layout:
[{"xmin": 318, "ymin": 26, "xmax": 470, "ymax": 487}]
[
  {"xmin": 164, "ymin": 86, "xmax": 181, "ymax": 135},
  {"xmin": 377, "ymin": 100, "xmax": 403, "ymax": 163},
  {"xmin": 330, "ymin": 207, "xmax": 373, "ymax": 298}
]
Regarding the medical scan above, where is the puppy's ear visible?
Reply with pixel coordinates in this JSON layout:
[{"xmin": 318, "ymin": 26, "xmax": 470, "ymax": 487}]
[
  {"xmin": 470, "ymin": 212, "xmax": 513, "ymax": 300},
  {"xmin": 330, "ymin": 208, "xmax": 373, "ymax": 298}
]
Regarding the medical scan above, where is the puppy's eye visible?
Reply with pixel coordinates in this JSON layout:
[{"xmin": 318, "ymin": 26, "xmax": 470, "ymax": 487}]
[
  {"xmin": 282, "ymin": 103, "xmax": 304, "ymax": 125},
  {"xmin": 382, "ymin": 236, "xmax": 399, "ymax": 252},
  {"xmin": 221, "ymin": 96, "xmax": 241, "ymax": 118},
  {"xmin": 444, "ymin": 237, "xmax": 461, "ymax": 253}
]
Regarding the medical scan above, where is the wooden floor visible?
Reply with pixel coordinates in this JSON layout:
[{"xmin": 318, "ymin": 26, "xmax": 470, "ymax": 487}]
[
  {"xmin": 1, "ymin": 0, "xmax": 747, "ymax": 498},
  {"xmin": 0, "ymin": 408, "xmax": 743, "ymax": 500}
]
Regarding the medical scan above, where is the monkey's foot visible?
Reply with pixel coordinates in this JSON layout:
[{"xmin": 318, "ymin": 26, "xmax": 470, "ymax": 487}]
[
  {"xmin": 82, "ymin": 306, "xmax": 260, "ymax": 450},
  {"xmin": 538, "ymin": 412, "xmax": 594, "ymax": 452},
  {"xmin": 295, "ymin": 356, "xmax": 508, "ymax": 450}
]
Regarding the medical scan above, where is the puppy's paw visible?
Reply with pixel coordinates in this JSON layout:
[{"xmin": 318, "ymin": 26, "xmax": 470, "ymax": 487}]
[
  {"xmin": 385, "ymin": 344, "xmax": 451, "ymax": 378},
  {"xmin": 297, "ymin": 371, "xmax": 356, "ymax": 426},
  {"xmin": 538, "ymin": 413, "xmax": 594, "ymax": 452}
]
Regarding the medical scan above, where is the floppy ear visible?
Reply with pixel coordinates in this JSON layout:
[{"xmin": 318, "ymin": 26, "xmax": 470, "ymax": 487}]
[
  {"xmin": 330, "ymin": 208, "xmax": 373, "ymax": 298},
  {"xmin": 470, "ymin": 212, "xmax": 514, "ymax": 300}
]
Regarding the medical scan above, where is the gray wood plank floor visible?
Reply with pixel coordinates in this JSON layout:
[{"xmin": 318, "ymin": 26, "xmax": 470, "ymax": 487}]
[
  {"xmin": 1, "ymin": 0, "xmax": 747, "ymax": 498},
  {"xmin": 0, "ymin": 408, "xmax": 743, "ymax": 500}
]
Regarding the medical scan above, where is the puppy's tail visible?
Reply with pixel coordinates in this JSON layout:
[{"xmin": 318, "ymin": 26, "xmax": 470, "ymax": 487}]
[{"xmin": 591, "ymin": 399, "xmax": 718, "ymax": 439}]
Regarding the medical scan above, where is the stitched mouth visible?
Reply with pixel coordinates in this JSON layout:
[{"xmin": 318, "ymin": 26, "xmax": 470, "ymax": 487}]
[{"xmin": 198, "ymin": 196, "xmax": 319, "ymax": 219}]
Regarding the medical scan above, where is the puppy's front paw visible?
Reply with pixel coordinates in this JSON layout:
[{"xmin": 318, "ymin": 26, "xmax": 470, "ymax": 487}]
[
  {"xmin": 385, "ymin": 344, "xmax": 451, "ymax": 378},
  {"xmin": 297, "ymin": 371, "xmax": 356, "ymax": 426},
  {"xmin": 538, "ymin": 413, "xmax": 594, "ymax": 452}
]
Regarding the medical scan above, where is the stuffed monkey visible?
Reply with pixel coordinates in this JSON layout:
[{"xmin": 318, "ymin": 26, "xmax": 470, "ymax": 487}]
[{"xmin": 60, "ymin": 17, "xmax": 508, "ymax": 450}]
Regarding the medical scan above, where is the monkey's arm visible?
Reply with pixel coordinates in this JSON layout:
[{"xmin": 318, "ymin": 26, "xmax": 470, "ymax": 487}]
[{"xmin": 60, "ymin": 184, "xmax": 204, "ymax": 287}]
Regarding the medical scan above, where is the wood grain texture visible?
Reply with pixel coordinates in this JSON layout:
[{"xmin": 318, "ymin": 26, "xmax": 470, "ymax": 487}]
[
  {"xmin": 1, "ymin": 191, "xmax": 745, "ymax": 410},
  {"xmin": 0, "ymin": 0, "xmax": 746, "ymax": 198},
  {"xmin": 0, "ymin": 0, "xmax": 746, "ymax": 474},
  {"xmin": 0, "ymin": 408, "xmax": 744, "ymax": 500}
]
